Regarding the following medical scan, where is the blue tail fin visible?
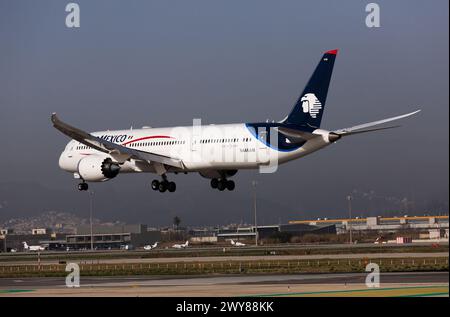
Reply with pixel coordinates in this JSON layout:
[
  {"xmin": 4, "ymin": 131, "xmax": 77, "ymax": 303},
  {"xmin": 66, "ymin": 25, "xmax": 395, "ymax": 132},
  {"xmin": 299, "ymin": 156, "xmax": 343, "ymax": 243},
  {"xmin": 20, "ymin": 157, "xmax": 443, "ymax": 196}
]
[{"xmin": 283, "ymin": 49, "xmax": 338, "ymax": 128}]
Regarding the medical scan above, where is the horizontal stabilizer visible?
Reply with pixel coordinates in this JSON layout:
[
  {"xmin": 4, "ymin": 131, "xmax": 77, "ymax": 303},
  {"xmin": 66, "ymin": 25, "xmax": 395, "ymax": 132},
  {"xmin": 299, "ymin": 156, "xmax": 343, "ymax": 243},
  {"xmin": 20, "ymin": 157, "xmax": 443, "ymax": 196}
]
[{"xmin": 333, "ymin": 110, "xmax": 420, "ymax": 136}]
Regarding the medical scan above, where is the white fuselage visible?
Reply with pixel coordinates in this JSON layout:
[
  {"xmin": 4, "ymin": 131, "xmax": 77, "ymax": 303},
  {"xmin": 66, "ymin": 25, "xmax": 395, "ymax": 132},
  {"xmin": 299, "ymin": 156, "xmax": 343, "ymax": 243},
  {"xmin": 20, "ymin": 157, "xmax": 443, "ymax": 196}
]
[
  {"xmin": 58, "ymin": 123, "xmax": 332, "ymax": 179},
  {"xmin": 29, "ymin": 246, "xmax": 44, "ymax": 251},
  {"xmin": 23, "ymin": 243, "xmax": 45, "ymax": 251}
]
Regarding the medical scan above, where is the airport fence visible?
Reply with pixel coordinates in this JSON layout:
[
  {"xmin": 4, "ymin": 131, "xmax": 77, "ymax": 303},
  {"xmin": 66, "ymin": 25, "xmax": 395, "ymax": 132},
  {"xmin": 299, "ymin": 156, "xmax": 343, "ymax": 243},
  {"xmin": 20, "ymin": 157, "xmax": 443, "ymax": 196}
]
[{"xmin": 0, "ymin": 257, "xmax": 448, "ymax": 278}]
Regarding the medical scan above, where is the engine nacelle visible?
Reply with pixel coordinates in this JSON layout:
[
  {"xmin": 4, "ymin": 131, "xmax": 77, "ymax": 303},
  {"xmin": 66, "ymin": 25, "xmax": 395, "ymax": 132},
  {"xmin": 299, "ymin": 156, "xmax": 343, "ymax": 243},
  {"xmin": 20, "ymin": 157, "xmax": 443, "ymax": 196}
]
[{"xmin": 78, "ymin": 156, "xmax": 121, "ymax": 182}]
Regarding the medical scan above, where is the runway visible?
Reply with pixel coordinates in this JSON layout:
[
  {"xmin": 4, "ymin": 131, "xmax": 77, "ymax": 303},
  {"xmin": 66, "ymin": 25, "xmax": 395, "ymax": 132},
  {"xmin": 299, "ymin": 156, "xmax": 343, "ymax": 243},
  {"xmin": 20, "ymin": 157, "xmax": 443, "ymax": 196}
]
[
  {"xmin": 1, "ymin": 252, "xmax": 447, "ymax": 266},
  {"xmin": 1, "ymin": 241, "xmax": 447, "ymax": 264},
  {"xmin": 0, "ymin": 272, "xmax": 448, "ymax": 297}
]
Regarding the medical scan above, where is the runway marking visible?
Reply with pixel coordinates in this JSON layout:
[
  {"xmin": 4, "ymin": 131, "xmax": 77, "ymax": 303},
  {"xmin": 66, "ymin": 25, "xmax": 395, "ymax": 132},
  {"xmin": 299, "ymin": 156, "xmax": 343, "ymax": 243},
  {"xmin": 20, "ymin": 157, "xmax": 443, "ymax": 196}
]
[
  {"xmin": 0, "ymin": 289, "xmax": 35, "ymax": 294},
  {"xmin": 399, "ymin": 291, "xmax": 450, "ymax": 297},
  {"xmin": 247, "ymin": 285, "xmax": 449, "ymax": 297}
]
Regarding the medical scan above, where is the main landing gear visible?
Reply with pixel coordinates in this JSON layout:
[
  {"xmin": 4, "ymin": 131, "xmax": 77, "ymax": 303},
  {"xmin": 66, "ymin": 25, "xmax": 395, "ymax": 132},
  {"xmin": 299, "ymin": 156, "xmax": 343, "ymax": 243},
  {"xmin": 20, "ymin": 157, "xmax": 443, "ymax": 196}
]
[
  {"xmin": 210, "ymin": 178, "xmax": 235, "ymax": 191},
  {"xmin": 151, "ymin": 177, "xmax": 176, "ymax": 193},
  {"xmin": 78, "ymin": 182, "xmax": 88, "ymax": 191}
]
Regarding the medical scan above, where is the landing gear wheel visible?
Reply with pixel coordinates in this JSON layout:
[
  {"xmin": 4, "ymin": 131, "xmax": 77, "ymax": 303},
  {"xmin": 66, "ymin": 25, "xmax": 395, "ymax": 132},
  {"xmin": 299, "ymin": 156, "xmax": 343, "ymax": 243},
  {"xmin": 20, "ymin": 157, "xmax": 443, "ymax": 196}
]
[
  {"xmin": 226, "ymin": 180, "xmax": 235, "ymax": 191},
  {"xmin": 151, "ymin": 180, "xmax": 160, "ymax": 190},
  {"xmin": 158, "ymin": 181, "xmax": 168, "ymax": 192},
  {"xmin": 78, "ymin": 183, "xmax": 88, "ymax": 191},
  {"xmin": 217, "ymin": 180, "xmax": 226, "ymax": 191},
  {"xmin": 210, "ymin": 178, "xmax": 218, "ymax": 189},
  {"xmin": 168, "ymin": 181, "xmax": 176, "ymax": 192}
]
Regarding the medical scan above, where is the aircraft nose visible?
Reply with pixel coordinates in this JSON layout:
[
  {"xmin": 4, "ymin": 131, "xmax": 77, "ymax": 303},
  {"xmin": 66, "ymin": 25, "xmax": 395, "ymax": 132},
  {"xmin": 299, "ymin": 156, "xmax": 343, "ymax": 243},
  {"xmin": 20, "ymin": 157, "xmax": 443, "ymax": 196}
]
[
  {"xmin": 58, "ymin": 151, "xmax": 66, "ymax": 169},
  {"xmin": 59, "ymin": 150, "xmax": 78, "ymax": 172}
]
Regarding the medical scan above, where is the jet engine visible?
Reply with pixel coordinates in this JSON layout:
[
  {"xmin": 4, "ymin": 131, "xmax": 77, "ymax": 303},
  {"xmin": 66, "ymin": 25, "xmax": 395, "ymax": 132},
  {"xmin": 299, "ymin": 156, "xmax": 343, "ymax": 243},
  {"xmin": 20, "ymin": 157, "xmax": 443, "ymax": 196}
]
[{"xmin": 77, "ymin": 156, "xmax": 121, "ymax": 182}]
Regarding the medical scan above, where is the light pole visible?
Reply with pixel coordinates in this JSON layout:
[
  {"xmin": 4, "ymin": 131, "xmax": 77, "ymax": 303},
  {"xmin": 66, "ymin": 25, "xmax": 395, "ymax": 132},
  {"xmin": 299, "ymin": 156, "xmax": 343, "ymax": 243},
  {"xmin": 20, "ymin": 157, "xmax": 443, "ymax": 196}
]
[
  {"xmin": 89, "ymin": 190, "xmax": 94, "ymax": 251},
  {"xmin": 252, "ymin": 180, "xmax": 258, "ymax": 246},
  {"xmin": 1, "ymin": 234, "xmax": 6, "ymax": 253},
  {"xmin": 347, "ymin": 195, "xmax": 353, "ymax": 245}
]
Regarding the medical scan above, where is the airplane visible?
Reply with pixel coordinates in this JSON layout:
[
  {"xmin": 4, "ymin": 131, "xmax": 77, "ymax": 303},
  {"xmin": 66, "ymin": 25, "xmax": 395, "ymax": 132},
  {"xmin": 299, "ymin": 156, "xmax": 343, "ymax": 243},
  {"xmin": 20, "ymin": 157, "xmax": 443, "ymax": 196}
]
[
  {"xmin": 22, "ymin": 242, "xmax": 46, "ymax": 252},
  {"xmin": 143, "ymin": 242, "xmax": 158, "ymax": 250},
  {"xmin": 172, "ymin": 241, "xmax": 189, "ymax": 249},
  {"xmin": 374, "ymin": 236, "xmax": 387, "ymax": 244},
  {"xmin": 230, "ymin": 239, "xmax": 246, "ymax": 247},
  {"xmin": 120, "ymin": 244, "xmax": 134, "ymax": 250},
  {"xmin": 52, "ymin": 49, "xmax": 420, "ymax": 192}
]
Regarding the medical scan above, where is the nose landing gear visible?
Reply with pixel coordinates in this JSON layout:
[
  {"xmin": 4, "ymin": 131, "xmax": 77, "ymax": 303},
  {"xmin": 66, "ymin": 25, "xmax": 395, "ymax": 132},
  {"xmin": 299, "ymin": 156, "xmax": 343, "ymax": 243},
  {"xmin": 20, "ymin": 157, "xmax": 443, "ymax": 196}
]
[{"xmin": 77, "ymin": 182, "xmax": 88, "ymax": 191}]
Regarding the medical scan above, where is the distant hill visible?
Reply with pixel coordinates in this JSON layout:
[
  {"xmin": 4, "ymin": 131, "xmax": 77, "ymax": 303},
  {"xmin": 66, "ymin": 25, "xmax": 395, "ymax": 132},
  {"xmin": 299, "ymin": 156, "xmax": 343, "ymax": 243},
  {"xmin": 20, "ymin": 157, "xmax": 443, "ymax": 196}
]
[{"xmin": 0, "ymin": 210, "xmax": 88, "ymax": 234}]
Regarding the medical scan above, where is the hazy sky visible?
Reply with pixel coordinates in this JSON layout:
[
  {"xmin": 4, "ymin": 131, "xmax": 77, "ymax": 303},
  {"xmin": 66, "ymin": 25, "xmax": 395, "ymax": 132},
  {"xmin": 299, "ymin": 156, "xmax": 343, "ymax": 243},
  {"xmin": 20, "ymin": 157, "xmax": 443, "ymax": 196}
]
[{"xmin": 0, "ymin": 0, "xmax": 448, "ymax": 226}]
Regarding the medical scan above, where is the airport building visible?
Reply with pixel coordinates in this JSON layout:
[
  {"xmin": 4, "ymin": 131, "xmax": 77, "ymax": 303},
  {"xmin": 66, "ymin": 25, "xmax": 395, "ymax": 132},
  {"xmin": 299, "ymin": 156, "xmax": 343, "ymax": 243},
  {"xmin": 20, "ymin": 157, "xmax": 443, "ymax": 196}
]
[
  {"xmin": 190, "ymin": 223, "xmax": 336, "ymax": 242},
  {"xmin": 1, "ymin": 215, "xmax": 448, "ymax": 252},
  {"xmin": 289, "ymin": 215, "xmax": 449, "ymax": 235},
  {"xmin": 66, "ymin": 224, "xmax": 161, "ymax": 250},
  {"xmin": 0, "ymin": 232, "xmax": 67, "ymax": 252},
  {"xmin": 1, "ymin": 224, "xmax": 161, "ymax": 252}
]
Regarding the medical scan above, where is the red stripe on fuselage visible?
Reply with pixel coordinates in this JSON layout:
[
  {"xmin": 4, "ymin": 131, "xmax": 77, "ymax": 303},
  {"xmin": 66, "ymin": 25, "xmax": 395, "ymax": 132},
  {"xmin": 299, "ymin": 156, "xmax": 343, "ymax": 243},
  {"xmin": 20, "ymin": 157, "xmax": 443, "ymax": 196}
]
[{"xmin": 122, "ymin": 135, "xmax": 174, "ymax": 145}]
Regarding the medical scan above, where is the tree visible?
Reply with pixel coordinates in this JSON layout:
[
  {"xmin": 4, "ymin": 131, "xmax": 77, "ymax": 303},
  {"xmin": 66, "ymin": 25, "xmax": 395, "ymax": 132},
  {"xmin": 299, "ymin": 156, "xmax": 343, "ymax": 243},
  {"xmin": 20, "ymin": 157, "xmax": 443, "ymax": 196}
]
[{"xmin": 173, "ymin": 216, "xmax": 181, "ymax": 230}]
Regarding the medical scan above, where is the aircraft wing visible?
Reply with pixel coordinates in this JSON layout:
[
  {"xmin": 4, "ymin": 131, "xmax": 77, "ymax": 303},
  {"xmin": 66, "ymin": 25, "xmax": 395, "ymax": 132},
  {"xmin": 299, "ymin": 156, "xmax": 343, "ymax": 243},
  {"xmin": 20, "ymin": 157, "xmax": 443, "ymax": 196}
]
[
  {"xmin": 333, "ymin": 110, "xmax": 420, "ymax": 136},
  {"xmin": 51, "ymin": 113, "xmax": 185, "ymax": 169}
]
